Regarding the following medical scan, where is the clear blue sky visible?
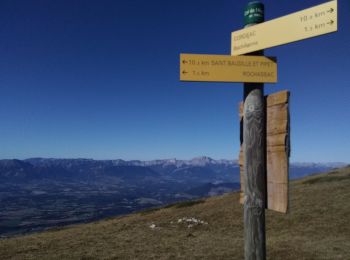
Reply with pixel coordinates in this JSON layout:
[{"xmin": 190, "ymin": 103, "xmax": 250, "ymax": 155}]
[{"xmin": 0, "ymin": 0, "xmax": 349, "ymax": 163}]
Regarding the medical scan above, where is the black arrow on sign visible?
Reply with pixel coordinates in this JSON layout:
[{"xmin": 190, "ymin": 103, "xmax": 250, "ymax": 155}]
[
  {"xmin": 182, "ymin": 70, "xmax": 188, "ymax": 74},
  {"xmin": 327, "ymin": 20, "xmax": 334, "ymax": 25},
  {"xmin": 182, "ymin": 60, "xmax": 188, "ymax": 64},
  {"xmin": 327, "ymin": 8, "xmax": 334, "ymax": 13}
]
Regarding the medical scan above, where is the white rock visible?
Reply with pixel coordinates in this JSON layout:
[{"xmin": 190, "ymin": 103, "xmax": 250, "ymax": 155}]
[{"xmin": 149, "ymin": 224, "xmax": 156, "ymax": 229}]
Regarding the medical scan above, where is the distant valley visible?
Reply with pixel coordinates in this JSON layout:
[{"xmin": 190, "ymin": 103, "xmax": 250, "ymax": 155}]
[{"xmin": 0, "ymin": 157, "xmax": 345, "ymax": 237}]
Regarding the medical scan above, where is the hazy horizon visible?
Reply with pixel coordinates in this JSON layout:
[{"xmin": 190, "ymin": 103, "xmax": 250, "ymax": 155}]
[{"xmin": 1, "ymin": 156, "xmax": 348, "ymax": 165}]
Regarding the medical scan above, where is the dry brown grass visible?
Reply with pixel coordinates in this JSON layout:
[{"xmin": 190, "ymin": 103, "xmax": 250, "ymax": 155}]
[{"xmin": 0, "ymin": 167, "xmax": 349, "ymax": 259}]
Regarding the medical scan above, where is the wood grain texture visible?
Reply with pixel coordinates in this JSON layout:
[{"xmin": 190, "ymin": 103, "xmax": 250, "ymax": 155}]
[
  {"xmin": 267, "ymin": 182, "xmax": 288, "ymax": 213},
  {"xmin": 266, "ymin": 90, "xmax": 289, "ymax": 107},
  {"xmin": 239, "ymin": 148, "xmax": 245, "ymax": 204},
  {"xmin": 266, "ymin": 91, "xmax": 290, "ymax": 213},
  {"xmin": 267, "ymin": 119, "xmax": 288, "ymax": 135},
  {"xmin": 267, "ymin": 104, "xmax": 288, "ymax": 121},
  {"xmin": 239, "ymin": 102, "xmax": 244, "ymax": 119},
  {"xmin": 239, "ymin": 90, "xmax": 290, "ymax": 214},
  {"xmin": 267, "ymin": 133, "xmax": 286, "ymax": 147},
  {"xmin": 243, "ymin": 85, "xmax": 266, "ymax": 260},
  {"xmin": 239, "ymin": 102, "xmax": 244, "ymax": 204}
]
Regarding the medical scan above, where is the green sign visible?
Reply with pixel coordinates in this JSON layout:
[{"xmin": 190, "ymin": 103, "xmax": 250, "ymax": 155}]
[{"xmin": 244, "ymin": 1, "xmax": 264, "ymax": 25}]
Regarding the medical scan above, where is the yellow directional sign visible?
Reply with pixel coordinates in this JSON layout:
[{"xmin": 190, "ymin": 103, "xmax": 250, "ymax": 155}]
[
  {"xmin": 232, "ymin": 0, "xmax": 337, "ymax": 55},
  {"xmin": 180, "ymin": 54, "xmax": 277, "ymax": 83}
]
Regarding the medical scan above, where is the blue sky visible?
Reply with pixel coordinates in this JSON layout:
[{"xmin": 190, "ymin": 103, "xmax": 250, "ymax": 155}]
[{"xmin": 0, "ymin": 0, "xmax": 349, "ymax": 163}]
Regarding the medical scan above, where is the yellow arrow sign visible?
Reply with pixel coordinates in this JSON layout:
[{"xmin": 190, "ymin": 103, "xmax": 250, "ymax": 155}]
[
  {"xmin": 232, "ymin": 0, "xmax": 337, "ymax": 55},
  {"xmin": 180, "ymin": 54, "xmax": 277, "ymax": 83}
]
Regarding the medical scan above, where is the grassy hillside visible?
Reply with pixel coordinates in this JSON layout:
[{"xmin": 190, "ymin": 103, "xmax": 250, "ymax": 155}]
[{"xmin": 1, "ymin": 167, "xmax": 349, "ymax": 259}]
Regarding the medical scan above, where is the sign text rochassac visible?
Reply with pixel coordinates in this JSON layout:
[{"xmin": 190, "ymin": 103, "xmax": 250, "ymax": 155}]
[{"xmin": 180, "ymin": 54, "xmax": 277, "ymax": 83}]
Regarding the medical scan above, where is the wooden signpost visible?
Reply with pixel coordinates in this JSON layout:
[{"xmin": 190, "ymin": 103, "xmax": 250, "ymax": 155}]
[
  {"xmin": 232, "ymin": 0, "xmax": 337, "ymax": 55},
  {"xmin": 179, "ymin": 1, "xmax": 338, "ymax": 259},
  {"xmin": 241, "ymin": 2, "xmax": 266, "ymax": 259}
]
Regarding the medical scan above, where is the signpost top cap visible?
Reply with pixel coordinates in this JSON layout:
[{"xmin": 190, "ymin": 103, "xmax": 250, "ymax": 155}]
[{"xmin": 244, "ymin": 1, "xmax": 264, "ymax": 26}]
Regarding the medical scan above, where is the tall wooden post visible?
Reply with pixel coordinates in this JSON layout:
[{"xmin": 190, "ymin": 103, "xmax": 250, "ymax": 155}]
[{"xmin": 242, "ymin": 1, "xmax": 266, "ymax": 259}]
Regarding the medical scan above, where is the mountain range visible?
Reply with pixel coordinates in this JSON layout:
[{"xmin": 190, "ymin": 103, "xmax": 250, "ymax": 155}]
[{"xmin": 0, "ymin": 156, "xmax": 345, "ymax": 182}]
